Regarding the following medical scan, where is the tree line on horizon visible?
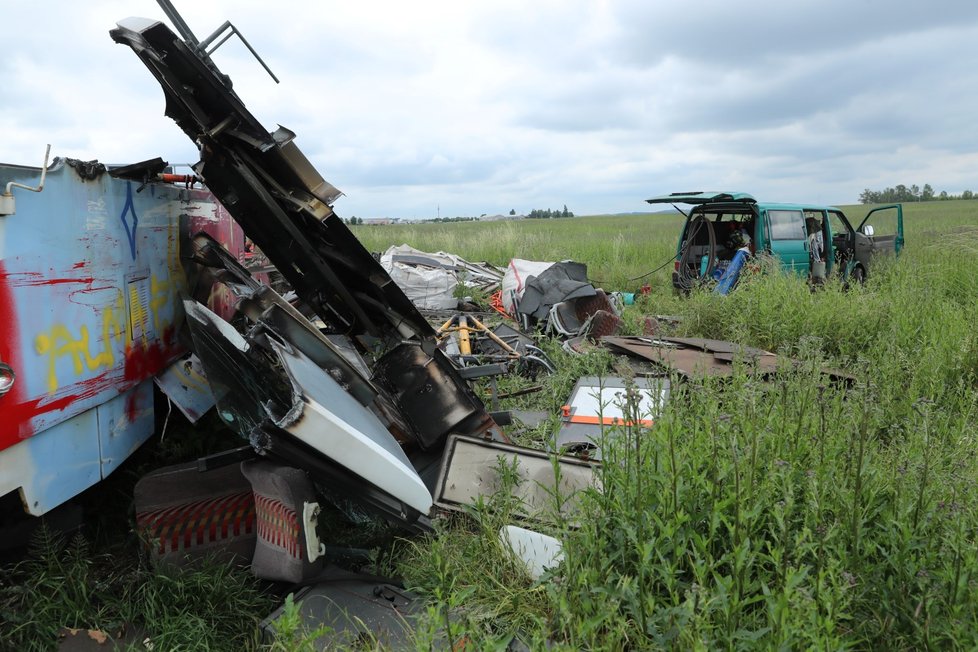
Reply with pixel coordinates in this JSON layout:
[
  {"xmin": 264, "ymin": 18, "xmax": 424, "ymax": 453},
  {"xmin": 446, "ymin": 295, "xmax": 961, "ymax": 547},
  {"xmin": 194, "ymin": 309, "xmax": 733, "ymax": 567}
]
[
  {"xmin": 859, "ymin": 184, "xmax": 974, "ymax": 204},
  {"xmin": 526, "ymin": 205, "xmax": 574, "ymax": 219}
]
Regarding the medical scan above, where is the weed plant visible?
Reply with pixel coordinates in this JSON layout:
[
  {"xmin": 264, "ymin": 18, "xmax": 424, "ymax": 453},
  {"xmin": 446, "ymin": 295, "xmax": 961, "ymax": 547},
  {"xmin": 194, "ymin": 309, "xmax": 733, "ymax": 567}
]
[{"xmin": 395, "ymin": 357, "xmax": 978, "ymax": 648}]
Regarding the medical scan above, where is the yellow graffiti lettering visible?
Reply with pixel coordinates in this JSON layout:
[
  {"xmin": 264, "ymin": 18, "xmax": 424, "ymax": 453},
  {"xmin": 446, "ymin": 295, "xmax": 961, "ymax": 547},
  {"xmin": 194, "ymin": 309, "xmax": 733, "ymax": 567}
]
[
  {"xmin": 35, "ymin": 326, "xmax": 88, "ymax": 390},
  {"xmin": 149, "ymin": 274, "xmax": 172, "ymax": 335},
  {"xmin": 35, "ymin": 290, "xmax": 127, "ymax": 394},
  {"xmin": 33, "ymin": 266, "xmax": 185, "ymax": 394},
  {"xmin": 36, "ymin": 324, "xmax": 111, "ymax": 394},
  {"xmin": 106, "ymin": 290, "xmax": 127, "ymax": 349}
]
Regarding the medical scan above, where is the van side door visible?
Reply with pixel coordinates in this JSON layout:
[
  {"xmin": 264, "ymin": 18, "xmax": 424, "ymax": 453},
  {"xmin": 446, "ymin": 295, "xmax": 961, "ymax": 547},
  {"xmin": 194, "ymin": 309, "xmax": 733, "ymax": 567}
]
[
  {"xmin": 764, "ymin": 209, "xmax": 809, "ymax": 274},
  {"xmin": 855, "ymin": 204, "xmax": 904, "ymax": 271}
]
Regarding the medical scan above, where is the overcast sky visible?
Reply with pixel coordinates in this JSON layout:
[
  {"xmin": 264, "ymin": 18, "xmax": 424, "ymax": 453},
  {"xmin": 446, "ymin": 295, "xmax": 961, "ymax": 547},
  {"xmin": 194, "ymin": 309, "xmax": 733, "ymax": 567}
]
[{"xmin": 4, "ymin": 1, "xmax": 978, "ymax": 219}]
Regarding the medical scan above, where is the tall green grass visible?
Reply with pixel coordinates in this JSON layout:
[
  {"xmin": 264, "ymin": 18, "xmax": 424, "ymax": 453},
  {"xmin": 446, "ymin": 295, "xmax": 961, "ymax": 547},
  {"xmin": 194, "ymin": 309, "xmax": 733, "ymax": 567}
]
[
  {"xmin": 352, "ymin": 213, "xmax": 685, "ymax": 291},
  {"xmin": 396, "ymin": 346, "xmax": 978, "ymax": 648},
  {"xmin": 0, "ymin": 526, "xmax": 273, "ymax": 651},
  {"xmin": 381, "ymin": 200, "xmax": 978, "ymax": 649}
]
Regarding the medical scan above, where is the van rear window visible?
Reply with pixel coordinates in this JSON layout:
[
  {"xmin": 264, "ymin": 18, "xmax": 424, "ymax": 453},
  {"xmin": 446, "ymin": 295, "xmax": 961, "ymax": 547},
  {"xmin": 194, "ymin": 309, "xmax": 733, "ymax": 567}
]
[{"xmin": 768, "ymin": 210, "xmax": 806, "ymax": 240}]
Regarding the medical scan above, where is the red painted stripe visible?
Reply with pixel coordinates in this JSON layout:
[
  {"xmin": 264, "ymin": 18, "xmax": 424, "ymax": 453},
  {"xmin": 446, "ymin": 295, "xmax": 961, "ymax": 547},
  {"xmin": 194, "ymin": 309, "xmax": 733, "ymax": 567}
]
[
  {"xmin": 0, "ymin": 261, "xmax": 33, "ymax": 448},
  {"xmin": 194, "ymin": 493, "xmax": 226, "ymax": 546}
]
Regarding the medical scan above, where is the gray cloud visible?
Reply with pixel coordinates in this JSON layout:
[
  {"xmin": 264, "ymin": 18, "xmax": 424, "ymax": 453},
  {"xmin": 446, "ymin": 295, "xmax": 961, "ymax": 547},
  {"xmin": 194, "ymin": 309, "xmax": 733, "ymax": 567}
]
[
  {"xmin": 2, "ymin": 0, "xmax": 977, "ymax": 219},
  {"xmin": 611, "ymin": 0, "xmax": 978, "ymax": 69}
]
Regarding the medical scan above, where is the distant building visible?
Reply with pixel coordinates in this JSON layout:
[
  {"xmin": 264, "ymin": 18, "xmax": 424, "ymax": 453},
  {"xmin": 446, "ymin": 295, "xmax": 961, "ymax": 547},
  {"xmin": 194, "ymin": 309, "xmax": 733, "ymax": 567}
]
[{"xmin": 362, "ymin": 217, "xmax": 401, "ymax": 225}]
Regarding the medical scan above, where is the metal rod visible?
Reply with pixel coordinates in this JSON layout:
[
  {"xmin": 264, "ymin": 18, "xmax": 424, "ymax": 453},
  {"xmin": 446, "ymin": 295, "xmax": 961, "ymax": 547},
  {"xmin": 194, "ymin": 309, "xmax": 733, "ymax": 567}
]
[
  {"xmin": 469, "ymin": 316, "xmax": 520, "ymax": 356},
  {"xmin": 457, "ymin": 316, "xmax": 472, "ymax": 356},
  {"xmin": 229, "ymin": 23, "xmax": 280, "ymax": 83},
  {"xmin": 198, "ymin": 20, "xmax": 232, "ymax": 50},
  {"xmin": 199, "ymin": 21, "xmax": 279, "ymax": 83},
  {"xmin": 156, "ymin": 0, "xmax": 200, "ymax": 45},
  {"xmin": 205, "ymin": 32, "xmax": 235, "ymax": 54},
  {"xmin": 155, "ymin": 4, "xmax": 278, "ymax": 84},
  {"xmin": 434, "ymin": 316, "xmax": 456, "ymax": 339},
  {"xmin": 4, "ymin": 144, "xmax": 51, "ymax": 196}
]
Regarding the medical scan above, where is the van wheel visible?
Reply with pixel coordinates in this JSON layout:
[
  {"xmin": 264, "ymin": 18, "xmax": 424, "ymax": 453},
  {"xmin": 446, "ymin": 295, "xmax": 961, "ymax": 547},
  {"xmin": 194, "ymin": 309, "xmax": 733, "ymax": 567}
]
[{"xmin": 852, "ymin": 265, "xmax": 866, "ymax": 285}]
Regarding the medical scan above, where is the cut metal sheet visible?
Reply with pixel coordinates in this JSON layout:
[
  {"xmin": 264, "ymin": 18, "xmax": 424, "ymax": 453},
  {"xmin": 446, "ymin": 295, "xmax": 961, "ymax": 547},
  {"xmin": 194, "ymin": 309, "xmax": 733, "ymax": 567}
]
[
  {"xmin": 660, "ymin": 337, "xmax": 773, "ymax": 357},
  {"xmin": 601, "ymin": 336, "xmax": 778, "ymax": 379},
  {"xmin": 185, "ymin": 232, "xmax": 500, "ymax": 457},
  {"xmin": 372, "ymin": 344, "xmax": 499, "ymax": 451},
  {"xmin": 154, "ymin": 354, "xmax": 215, "ymax": 423},
  {"xmin": 601, "ymin": 336, "xmax": 856, "ymax": 384},
  {"xmin": 111, "ymin": 18, "xmax": 426, "ymax": 341},
  {"xmin": 434, "ymin": 435, "xmax": 599, "ymax": 522},
  {"xmin": 186, "ymin": 233, "xmax": 380, "ymax": 408},
  {"xmin": 268, "ymin": 338, "xmax": 433, "ymax": 517},
  {"xmin": 556, "ymin": 376, "xmax": 669, "ymax": 459},
  {"xmin": 500, "ymin": 525, "xmax": 564, "ymax": 581}
]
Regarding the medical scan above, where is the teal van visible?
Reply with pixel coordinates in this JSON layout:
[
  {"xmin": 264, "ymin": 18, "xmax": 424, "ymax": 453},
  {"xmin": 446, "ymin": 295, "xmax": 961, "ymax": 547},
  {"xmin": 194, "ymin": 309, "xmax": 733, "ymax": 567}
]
[{"xmin": 645, "ymin": 192, "xmax": 904, "ymax": 291}]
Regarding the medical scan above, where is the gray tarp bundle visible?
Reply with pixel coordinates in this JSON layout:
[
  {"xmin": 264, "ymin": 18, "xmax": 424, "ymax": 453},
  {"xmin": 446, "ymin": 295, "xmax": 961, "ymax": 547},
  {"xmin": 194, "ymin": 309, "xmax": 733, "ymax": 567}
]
[
  {"xmin": 380, "ymin": 244, "xmax": 504, "ymax": 310},
  {"xmin": 517, "ymin": 261, "xmax": 595, "ymax": 321}
]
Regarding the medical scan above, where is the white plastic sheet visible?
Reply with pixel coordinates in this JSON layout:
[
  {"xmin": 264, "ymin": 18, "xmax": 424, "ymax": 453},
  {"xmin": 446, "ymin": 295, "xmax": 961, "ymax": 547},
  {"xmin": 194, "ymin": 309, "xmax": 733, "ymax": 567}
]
[
  {"xmin": 501, "ymin": 258, "xmax": 554, "ymax": 314},
  {"xmin": 380, "ymin": 245, "xmax": 458, "ymax": 310}
]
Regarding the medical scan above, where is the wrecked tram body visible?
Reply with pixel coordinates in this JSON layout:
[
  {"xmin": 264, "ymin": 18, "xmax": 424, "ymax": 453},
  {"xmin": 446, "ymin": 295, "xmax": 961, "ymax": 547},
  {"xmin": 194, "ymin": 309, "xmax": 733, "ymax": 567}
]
[
  {"xmin": 111, "ymin": 17, "xmax": 500, "ymax": 529},
  {"xmin": 0, "ymin": 154, "xmax": 256, "ymax": 515}
]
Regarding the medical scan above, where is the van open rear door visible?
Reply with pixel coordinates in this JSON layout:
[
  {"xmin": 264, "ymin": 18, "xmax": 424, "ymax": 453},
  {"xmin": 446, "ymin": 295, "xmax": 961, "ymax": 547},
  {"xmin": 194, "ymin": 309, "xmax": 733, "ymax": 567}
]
[{"xmin": 645, "ymin": 191, "xmax": 757, "ymax": 206}]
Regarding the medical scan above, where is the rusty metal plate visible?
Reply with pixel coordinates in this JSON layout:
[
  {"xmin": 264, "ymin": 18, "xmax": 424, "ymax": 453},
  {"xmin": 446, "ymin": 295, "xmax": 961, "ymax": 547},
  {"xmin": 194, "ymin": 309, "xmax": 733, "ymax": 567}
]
[{"xmin": 600, "ymin": 336, "xmax": 778, "ymax": 379}]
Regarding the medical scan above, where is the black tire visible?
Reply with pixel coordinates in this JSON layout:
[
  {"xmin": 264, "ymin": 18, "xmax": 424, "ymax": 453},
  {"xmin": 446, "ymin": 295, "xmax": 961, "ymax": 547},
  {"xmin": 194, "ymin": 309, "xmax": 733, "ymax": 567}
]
[{"xmin": 852, "ymin": 265, "xmax": 866, "ymax": 285}]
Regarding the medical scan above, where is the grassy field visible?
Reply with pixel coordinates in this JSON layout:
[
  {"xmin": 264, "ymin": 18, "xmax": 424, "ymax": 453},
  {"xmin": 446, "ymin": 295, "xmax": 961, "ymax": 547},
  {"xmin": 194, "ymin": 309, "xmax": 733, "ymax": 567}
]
[
  {"xmin": 364, "ymin": 200, "xmax": 978, "ymax": 649},
  {"xmin": 353, "ymin": 212, "xmax": 687, "ymax": 293},
  {"xmin": 353, "ymin": 200, "xmax": 978, "ymax": 294},
  {"xmin": 3, "ymin": 200, "xmax": 978, "ymax": 650}
]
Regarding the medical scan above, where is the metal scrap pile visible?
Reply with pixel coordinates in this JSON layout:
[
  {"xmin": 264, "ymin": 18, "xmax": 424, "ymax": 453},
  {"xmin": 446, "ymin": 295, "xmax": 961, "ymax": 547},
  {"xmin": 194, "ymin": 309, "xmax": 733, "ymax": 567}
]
[{"xmin": 111, "ymin": 16, "xmax": 595, "ymax": 625}]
